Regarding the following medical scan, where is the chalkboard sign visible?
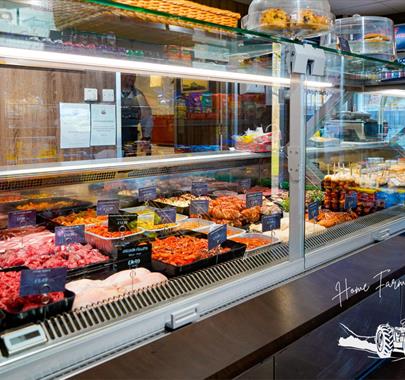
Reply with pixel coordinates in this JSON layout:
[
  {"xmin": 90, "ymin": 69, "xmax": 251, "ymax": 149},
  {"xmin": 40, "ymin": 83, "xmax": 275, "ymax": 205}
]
[{"xmin": 116, "ymin": 243, "xmax": 151, "ymax": 271}]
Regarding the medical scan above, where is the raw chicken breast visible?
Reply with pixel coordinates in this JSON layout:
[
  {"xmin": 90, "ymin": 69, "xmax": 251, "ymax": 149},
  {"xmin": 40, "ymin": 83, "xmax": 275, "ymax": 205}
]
[
  {"xmin": 103, "ymin": 268, "xmax": 150, "ymax": 288},
  {"xmin": 73, "ymin": 287, "xmax": 118, "ymax": 309},
  {"xmin": 66, "ymin": 279, "xmax": 103, "ymax": 294}
]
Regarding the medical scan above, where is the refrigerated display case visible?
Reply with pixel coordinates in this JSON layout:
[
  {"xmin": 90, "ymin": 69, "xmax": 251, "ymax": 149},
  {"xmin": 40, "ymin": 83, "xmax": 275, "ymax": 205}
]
[{"xmin": 0, "ymin": 1, "xmax": 403, "ymax": 378}]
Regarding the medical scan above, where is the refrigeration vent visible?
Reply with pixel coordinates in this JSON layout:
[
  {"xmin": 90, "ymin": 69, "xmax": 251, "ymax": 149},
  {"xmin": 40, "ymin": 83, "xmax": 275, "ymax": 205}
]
[
  {"xmin": 126, "ymin": 159, "xmax": 262, "ymax": 179},
  {"xmin": 0, "ymin": 172, "xmax": 117, "ymax": 191},
  {"xmin": 305, "ymin": 206, "xmax": 404, "ymax": 251},
  {"xmin": 41, "ymin": 244, "xmax": 289, "ymax": 341}
]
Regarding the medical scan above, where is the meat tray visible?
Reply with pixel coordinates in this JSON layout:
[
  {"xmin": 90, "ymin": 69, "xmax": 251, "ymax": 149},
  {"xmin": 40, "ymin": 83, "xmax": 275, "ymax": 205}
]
[
  {"xmin": 198, "ymin": 225, "xmax": 246, "ymax": 238},
  {"xmin": 85, "ymin": 228, "xmax": 145, "ymax": 254},
  {"xmin": 38, "ymin": 206, "xmax": 104, "ymax": 231},
  {"xmin": 231, "ymin": 233, "xmax": 281, "ymax": 255},
  {"xmin": 152, "ymin": 200, "xmax": 189, "ymax": 216},
  {"xmin": 151, "ymin": 231, "xmax": 246, "ymax": 277},
  {"xmin": 4, "ymin": 197, "xmax": 93, "ymax": 214},
  {"xmin": 0, "ymin": 290, "xmax": 75, "ymax": 330}
]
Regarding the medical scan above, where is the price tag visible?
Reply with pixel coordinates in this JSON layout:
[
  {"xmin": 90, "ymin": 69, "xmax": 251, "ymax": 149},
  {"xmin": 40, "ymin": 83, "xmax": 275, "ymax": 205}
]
[
  {"xmin": 262, "ymin": 214, "xmax": 281, "ymax": 232},
  {"xmin": 155, "ymin": 207, "xmax": 176, "ymax": 224},
  {"xmin": 208, "ymin": 224, "xmax": 227, "ymax": 251},
  {"xmin": 55, "ymin": 225, "xmax": 85, "ymax": 246},
  {"xmin": 8, "ymin": 210, "xmax": 36, "ymax": 228},
  {"xmin": 97, "ymin": 199, "xmax": 120, "ymax": 216},
  {"xmin": 190, "ymin": 200, "xmax": 209, "ymax": 215},
  {"xmin": 191, "ymin": 182, "xmax": 208, "ymax": 196},
  {"xmin": 239, "ymin": 179, "xmax": 252, "ymax": 192},
  {"xmin": 116, "ymin": 243, "xmax": 151, "ymax": 271},
  {"xmin": 308, "ymin": 201, "xmax": 319, "ymax": 221},
  {"xmin": 246, "ymin": 192, "xmax": 263, "ymax": 208},
  {"xmin": 138, "ymin": 186, "xmax": 157, "ymax": 202},
  {"xmin": 345, "ymin": 193, "xmax": 358, "ymax": 210},
  {"xmin": 338, "ymin": 36, "xmax": 351, "ymax": 53},
  {"xmin": 108, "ymin": 214, "xmax": 138, "ymax": 232},
  {"xmin": 20, "ymin": 268, "xmax": 67, "ymax": 297}
]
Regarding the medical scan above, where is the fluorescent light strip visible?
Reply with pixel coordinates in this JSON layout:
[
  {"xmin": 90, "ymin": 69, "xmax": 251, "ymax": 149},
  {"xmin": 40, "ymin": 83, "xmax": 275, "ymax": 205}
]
[
  {"xmin": 0, "ymin": 47, "xmax": 333, "ymax": 88},
  {"xmin": 0, "ymin": 152, "xmax": 257, "ymax": 177}
]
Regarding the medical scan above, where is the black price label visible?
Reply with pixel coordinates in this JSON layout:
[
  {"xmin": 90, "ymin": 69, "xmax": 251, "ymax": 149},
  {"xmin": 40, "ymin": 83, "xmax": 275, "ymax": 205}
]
[
  {"xmin": 308, "ymin": 201, "xmax": 319, "ymax": 221},
  {"xmin": 345, "ymin": 193, "xmax": 358, "ymax": 210},
  {"xmin": 20, "ymin": 268, "xmax": 67, "ymax": 297},
  {"xmin": 208, "ymin": 224, "xmax": 227, "ymax": 251},
  {"xmin": 108, "ymin": 214, "xmax": 138, "ymax": 232},
  {"xmin": 8, "ymin": 210, "xmax": 36, "ymax": 229},
  {"xmin": 262, "ymin": 214, "xmax": 281, "ymax": 232},
  {"xmin": 116, "ymin": 243, "xmax": 151, "ymax": 271},
  {"xmin": 246, "ymin": 192, "xmax": 263, "ymax": 208},
  {"xmin": 138, "ymin": 186, "xmax": 157, "ymax": 202},
  {"xmin": 97, "ymin": 199, "xmax": 120, "ymax": 216},
  {"xmin": 190, "ymin": 200, "xmax": 209, "ymax": 215},
  {"xmin": 55, "ymin": 225, "xmax": 85, "ymax": 246},
  {"xmin": 155, "ymin": 207, "xmax": 176, "ymax": 224},
  {"xmin": 191, "ymin": 182, "xmax": 208, "ymax": 196}
]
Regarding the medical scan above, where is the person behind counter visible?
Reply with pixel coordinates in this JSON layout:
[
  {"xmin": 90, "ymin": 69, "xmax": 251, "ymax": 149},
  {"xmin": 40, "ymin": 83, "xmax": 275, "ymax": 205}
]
[{"xmin": 121, "ymin": 74, "xmax": 153, "ymax": 156}]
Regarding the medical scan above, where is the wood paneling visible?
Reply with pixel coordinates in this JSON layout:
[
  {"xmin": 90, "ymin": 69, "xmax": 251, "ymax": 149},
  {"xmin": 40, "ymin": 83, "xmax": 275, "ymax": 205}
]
[{"xmin": 0, "ymin": 67, "xmax": 115, "ymax": 166}]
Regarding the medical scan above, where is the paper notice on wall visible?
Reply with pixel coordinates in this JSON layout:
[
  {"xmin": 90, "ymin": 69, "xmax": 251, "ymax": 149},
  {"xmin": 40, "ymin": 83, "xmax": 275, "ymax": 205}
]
[
  {"xmin": 90, "ymin": 104, "xmax": 116, "ymax": 146},
  {"xmin": 59, "ymin": 103, "xmax": 91, "ymax": 149}
]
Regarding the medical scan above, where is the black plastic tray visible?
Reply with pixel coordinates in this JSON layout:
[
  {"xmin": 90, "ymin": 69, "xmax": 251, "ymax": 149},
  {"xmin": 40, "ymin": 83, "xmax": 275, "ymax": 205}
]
[
  {"xmin": 0, "ymin": 290, "xmax": 75, "ymax": 330},
  {"xmin": 38, "ymin": 206, "xmax": 102, "ymax": 232},
  {"xmin": 4, "ymin": 197, "xmax": 93, "ymax": 214},
  {"xmin": 151, "ymin": 230, "xmax": 246, "ymax": 277}
]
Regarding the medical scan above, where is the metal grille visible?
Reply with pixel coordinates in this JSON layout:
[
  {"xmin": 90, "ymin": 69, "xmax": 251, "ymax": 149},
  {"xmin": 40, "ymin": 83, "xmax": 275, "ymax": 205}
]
[
  {"xmin": 0, "ymin": 172, "xmax": 117, "ymax": 191},
  {"xmin": 305, "ymin": 206, "xmax": 404, "ymax": 251},
  {"xmin": 41, "ymin": 244, "xmax": 289, "ymax": 341},
  {"xmin": 0, "ymin": 158, "xmax": 265, "ymax": 191}
]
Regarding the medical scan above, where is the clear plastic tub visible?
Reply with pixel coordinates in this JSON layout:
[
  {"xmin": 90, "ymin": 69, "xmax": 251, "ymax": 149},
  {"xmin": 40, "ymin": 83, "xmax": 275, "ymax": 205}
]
[
  {"xmin": 333, "ymin": 15, "xmax": 396, "ymax": 61},
  {"xmin": 242, "ymin": 0, "xmax": 334, "ymax": 39}
]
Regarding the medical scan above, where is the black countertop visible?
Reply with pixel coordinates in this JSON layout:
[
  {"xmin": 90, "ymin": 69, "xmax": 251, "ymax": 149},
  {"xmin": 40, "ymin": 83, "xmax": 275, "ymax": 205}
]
[{"xmin": 74, "ymin": 234, "xmax": 405, "ymax": 380}]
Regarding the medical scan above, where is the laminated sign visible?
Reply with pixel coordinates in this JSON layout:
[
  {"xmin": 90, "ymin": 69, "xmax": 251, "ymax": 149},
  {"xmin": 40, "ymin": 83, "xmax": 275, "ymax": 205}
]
[
  {"xmin": 108, "ymin": 215, "xmax": 138, "ymax": 232},
  {"xmin": 262, "ymin": 214, "xmax": 281, "ymax": 232},
  {"xmin": 97, "ymin": 199, "xmax": 120, "ymax": 216},
  {"xmin": 8, "ymin": 210, "xmax": 36, "ymax": 228},
  {"xmin": 190, "ymin": 200, "xmax": 209, "ymax": 215},
  {"xmin": 191, "ymin": 182, "xmax": 208, "ymax": 196},
  {"xmin": 155, "ymin": 207, "xmax": 176, "ymax": 224},
  {"xmin": 246, "ymin": 192, "xmax": 263, "ymax": 208},
  {"xmin": 55, "ymin": 225, "xmax": 85, "ymax": 246},
  {"xmin": 138, "ymin": 186, "xmax": 157, "ymax": 202},
  {"xmin": 20, "ymin": 268, "xmax": 67, "ymax": 297},
  {"xmin": 208, "ymin": 224, "xmax": 227, "ymax": 250}
]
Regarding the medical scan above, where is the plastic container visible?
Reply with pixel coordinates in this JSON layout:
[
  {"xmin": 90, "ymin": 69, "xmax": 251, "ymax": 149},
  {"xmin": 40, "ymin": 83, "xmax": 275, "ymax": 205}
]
[
  {"xmin": 177, "ymin": 218, "xmax": 215, "ymax": 231},
  {"xmin": 199, "ymin": 225, "xmax": 246, "ymax": 238},
  {"xmin": 242, "ymin": 0, "xmax": 333, "ymax": 39},
  {"xmin": 85, "ymin": 228, "xmax": 145, "ymax": 254},
  {"xmin": 332, "ymin": 15, "xmax": 396, "ymax": 61},
  {"xmin": 151, "ymin": 231, "xmax": 246, "ymax": 277},
  {"xmin": 231, "ymin": 233, "xmax": 280, "ymax": 254}
]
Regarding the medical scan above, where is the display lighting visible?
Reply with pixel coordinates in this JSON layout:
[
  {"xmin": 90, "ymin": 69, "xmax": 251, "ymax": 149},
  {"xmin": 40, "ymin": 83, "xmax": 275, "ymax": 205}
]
[{"xmin": 0, "ymin": 47, "xmax": 333, "ymax": 89}]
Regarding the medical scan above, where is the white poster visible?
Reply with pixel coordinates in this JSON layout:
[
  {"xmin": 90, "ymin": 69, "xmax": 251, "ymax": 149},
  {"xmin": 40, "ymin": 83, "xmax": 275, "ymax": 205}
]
[
  {"xmin": 90, "ymin": 104, "xmax": 117, "ymax": 146},
  {"xmin": 59, "ymin": 103, "xmax": 91, "ymax": 149}
]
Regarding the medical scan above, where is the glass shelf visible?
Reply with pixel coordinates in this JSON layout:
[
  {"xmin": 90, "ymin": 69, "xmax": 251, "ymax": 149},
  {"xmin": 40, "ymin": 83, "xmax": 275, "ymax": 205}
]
[{"xmin": 0, "ymin": 0, "xmax": 403, "ymax": 83}]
